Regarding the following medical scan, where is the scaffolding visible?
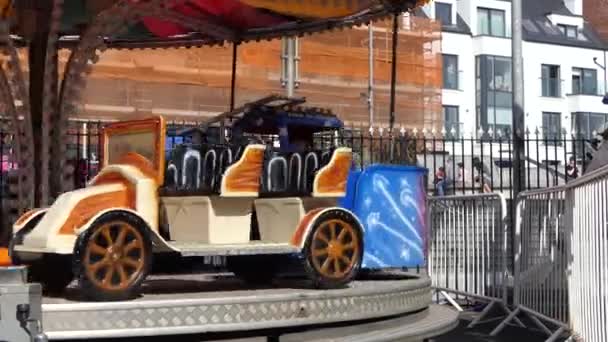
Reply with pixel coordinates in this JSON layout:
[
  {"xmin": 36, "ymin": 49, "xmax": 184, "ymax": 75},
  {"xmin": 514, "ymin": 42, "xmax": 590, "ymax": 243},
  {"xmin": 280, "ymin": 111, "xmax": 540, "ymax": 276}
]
[{"xmin": 65, "ymin": 15, "xmax": 442, "ymax": 129}]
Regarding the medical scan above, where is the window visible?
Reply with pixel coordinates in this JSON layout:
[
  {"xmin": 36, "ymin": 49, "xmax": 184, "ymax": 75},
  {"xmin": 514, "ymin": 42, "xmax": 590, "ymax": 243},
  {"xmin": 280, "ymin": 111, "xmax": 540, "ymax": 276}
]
[
  {"xmin": 442, "ymin": 54, "xmax": 458, "ymax": 89},
  {"xmin": 542, "ymin": 112, "xmax": 562, "ymax": 144},
  {"xmin": 542, "ymin": 64, "xmax": 561, "ymax": 97},
  {"xmin": 572, "ymin": 68, "xmax": 597, "ymax": 95},
  {"xmin": 443, "ymin": 106, "xmax": 460, "ymax": 138},
  {"xmin": 435, "ymin": 2, "xmax": 452, "ymax": 25},
  {"xmin": 572, "ymin": 112, "xmax": 608, "ymax": 139},
  {"xmin": 476, "ymin": 55, "xmax": 512, "ymax": 135},
  {"xmin": 557, "ymin": 24, "xmax": 578, "ymax": 39},
  {"xmin": 477, "ymin": 8, "xmax": 506, "ymax": 37}
]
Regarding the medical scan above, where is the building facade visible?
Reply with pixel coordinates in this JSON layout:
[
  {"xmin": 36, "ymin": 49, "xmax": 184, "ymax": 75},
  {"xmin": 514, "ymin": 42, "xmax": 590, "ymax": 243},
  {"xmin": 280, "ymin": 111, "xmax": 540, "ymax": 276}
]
[
  {"xmin": 420, "ymin": 0, "xmax": 608, "ymax": 139},
  {"xmin": 584, "ymin": 0, "xmax": 608, "ymax": 42}
]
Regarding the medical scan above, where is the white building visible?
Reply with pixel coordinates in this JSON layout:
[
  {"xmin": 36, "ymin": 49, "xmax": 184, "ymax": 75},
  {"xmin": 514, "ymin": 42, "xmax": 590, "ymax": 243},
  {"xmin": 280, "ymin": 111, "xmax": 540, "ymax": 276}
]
[{"xmin": 418, "ymin": 0, "xmax": 608, "ymax": 140}]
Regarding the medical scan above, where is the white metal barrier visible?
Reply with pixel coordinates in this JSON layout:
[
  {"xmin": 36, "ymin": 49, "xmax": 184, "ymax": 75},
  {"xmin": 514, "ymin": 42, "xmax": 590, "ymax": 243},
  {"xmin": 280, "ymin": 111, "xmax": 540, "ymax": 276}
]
[
  {"xmin": 491, "ymin": 188, "xmax": 572, "ymax": 341},
  {"xmin": 493, "ymin": 165, "xmax": 608, "ymax": 342},
  {"xmin": 428, "ymin": 194, "xmax": 516, "ymax": 328},
  {"xmin": 567, "ymin": 165, "xmax": 608, "ymax": 342}
]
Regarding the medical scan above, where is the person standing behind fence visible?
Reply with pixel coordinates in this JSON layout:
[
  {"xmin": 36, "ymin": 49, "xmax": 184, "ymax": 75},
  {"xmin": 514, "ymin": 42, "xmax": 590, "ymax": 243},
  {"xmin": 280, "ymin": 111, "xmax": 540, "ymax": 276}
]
[
  {"xmin": 434, "ymin": 167, "xmax": 446, "ymax": 196},
  {"xmin": 473, "ymin": 159, "xmax": 492, "ymax": 193},
  {"xmin": 456, "ymin": 162, "xmax": 466, "ymax": 189},
  {"xmin": 566, "ymin": 157, "xmax": 579, "ymax": 179}
]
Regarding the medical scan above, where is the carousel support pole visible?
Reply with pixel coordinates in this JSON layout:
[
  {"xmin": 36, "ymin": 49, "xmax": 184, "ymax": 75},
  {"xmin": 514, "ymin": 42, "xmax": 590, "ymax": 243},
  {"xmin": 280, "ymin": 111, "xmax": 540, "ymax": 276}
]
[
  {"xmin": 28, "ymin": 2, "xmax": 54, "ymax": 207},
  {"xmin": 389, "ymin": 12, "xmax": 400, "ymax": 161},
  {"xmin": 286, "ymin": 37, "xmax": 296, "ymax": 98},
  {"xmin": 230, "ymin": 42, "xmax": 239, "ymax": 111},
  {"xmin": 368, "ymin": 22, "xmax": 375, "ymax": 127}
]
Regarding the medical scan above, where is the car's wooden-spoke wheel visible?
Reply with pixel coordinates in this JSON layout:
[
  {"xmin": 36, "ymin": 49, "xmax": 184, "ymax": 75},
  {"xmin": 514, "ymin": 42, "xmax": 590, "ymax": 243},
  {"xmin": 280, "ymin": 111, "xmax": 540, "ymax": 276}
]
[
  {"xmin": 84, "ymin": 221, "xmax": 145, "ymax": 292},
  {"xmin": 304, "ymin": 210, "xmax": 363, "ymax": 288},
  {"xmin": 310, "ymin": 219, "xmax": 360, "ymax": 279},
  {"xmin": 76, "ymin": 211, "xmax": 152, "ymax": 301}
]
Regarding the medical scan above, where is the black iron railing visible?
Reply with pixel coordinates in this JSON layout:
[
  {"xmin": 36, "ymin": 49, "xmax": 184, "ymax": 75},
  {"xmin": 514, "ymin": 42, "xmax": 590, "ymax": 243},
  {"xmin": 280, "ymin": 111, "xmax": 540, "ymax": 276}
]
[{"xmin": 0, "ymin": 120, "xmax": 603, "ymax": 204}]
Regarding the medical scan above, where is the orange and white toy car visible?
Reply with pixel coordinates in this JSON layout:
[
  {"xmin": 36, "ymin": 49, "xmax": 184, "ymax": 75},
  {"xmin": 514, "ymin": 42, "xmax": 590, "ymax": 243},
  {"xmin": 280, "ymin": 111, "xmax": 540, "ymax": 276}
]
[{"xmin": 10, "ymin": 116, "xmax": 363, "ymax": 301}]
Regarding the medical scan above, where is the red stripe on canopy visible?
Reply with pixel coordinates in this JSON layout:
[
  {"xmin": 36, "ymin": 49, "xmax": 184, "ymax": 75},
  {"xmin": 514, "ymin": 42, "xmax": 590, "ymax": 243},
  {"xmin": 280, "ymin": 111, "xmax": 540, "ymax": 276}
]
[{"xmin": 141, "ymin": 0, "xmax": 287, "ymax": 38}]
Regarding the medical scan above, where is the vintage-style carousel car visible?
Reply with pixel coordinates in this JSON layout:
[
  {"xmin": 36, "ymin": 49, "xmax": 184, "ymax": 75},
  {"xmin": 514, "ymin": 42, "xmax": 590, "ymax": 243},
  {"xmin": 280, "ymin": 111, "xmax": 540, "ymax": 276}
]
[
  {"xmin": 9, "ymin": 97, "xmax": 363, "ymax": 301},
  {"xmin": 10, "ymin": 96, "xmax": 427, "ymax": 302}
]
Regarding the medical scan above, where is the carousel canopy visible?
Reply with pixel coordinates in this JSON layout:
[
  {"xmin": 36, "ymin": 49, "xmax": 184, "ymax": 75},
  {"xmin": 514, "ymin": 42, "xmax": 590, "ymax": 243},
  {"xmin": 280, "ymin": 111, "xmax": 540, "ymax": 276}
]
[{"xmin": 13, "ymin": 0, "xmax": 430, "ymax": 48}]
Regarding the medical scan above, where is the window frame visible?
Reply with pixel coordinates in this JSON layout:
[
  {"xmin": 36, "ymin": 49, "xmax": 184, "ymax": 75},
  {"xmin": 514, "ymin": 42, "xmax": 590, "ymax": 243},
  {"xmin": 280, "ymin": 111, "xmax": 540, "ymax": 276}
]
[
  {"xmin": 572, "ymin": 112, "xmax": 608, "ymax": 139},
  {"xmin": 476, "ymin": 55, "xmax": 513, "ymax": 137},
  {"xmin": 541, "ymin": 64, "xmax": 561, "ymax": 98},
  {"xmin": 542, "ymin": 112, "xmax": 562, "ymax": 145},
  {"xmin": 435, "ymin": 2, "xmax": 453, "ymax": 26},
  {"xmin": 442, "ymin": 54, "xmax": 459, "ymax": 90},
  {"xmin": 477, "ymin": 7, "xmax": 506, "ymax": 37},
  {"xmin": 557, "ymin": 24, "xmax": 578, "ymax": 39},
  {"xmin": 572, "ymin": 67, "xmax": 598, "ymax": 95},
  {"xmin": 443, "ymin": 105, "xmax": 460, "ymax": 138}
]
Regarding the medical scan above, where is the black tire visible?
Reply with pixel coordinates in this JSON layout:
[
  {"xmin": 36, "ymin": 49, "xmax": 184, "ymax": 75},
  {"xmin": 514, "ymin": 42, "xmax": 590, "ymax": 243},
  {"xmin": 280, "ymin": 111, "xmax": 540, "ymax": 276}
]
[
  {"xmin": 303, "ymin": 209, "xmax": 364, "ymax": 289},
  {"xmin": 73, "ymin": 211, "xmax": 153, "ymax": 301},
  {"xmin": 226, "ymin": 255, "xmax": 277, "ymax": 285}
]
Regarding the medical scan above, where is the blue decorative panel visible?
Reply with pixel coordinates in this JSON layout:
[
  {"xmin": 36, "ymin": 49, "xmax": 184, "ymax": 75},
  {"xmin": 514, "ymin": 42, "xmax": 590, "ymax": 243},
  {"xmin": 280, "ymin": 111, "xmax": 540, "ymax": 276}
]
[{"xmin": 340, "ymin": 165, "xmax": 428, "ymax": 269}]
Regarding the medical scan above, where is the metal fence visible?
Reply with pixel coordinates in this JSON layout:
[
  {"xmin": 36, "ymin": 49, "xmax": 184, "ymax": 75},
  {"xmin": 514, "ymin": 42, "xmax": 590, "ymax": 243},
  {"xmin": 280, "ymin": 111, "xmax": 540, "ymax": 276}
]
[
  {"xmin": 567, "ymin": 165, "xmax": 608, "ymax": 342},
  {"xmin": 488, "ymin": 164, "xmax": 608, "ymax": 341},
  {"xmin": 428, "ymin": 194, "xmax": 516, "ymax": 329},
  {"xmin": 513, "ymin": 189, "xmax": 569, "ymax": 324},
  {"xmin": 2, "ymin": 119, "xmax": 602, "ymax": 193},
  {"xmin": 0, "ymin": 119, "xmax": 605, "ymax": 243}
]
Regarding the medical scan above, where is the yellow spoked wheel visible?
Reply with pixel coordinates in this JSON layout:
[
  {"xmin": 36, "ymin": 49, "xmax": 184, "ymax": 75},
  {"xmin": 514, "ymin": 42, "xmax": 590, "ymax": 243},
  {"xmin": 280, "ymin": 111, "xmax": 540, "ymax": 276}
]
[
  {"xmin": 76, "ymin": 212, "xmax": 152, "ymax": 301},
  {"xmin": 304, "ymin": 210, "xmax": 363, "ymax": 288}
]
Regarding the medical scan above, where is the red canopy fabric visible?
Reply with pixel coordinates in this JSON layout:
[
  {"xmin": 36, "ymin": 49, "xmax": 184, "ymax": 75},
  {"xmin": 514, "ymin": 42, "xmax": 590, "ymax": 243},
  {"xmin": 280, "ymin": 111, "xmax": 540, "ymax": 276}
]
[{"xmin": 142, "ymin": 0, "xmax": 287, "ymax": 38}]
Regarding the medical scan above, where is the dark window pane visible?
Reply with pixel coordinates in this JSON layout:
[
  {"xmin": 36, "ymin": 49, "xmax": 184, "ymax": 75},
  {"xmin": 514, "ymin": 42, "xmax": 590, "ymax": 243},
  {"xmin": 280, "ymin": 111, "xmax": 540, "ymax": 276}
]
[
  {"xmin": 435, "ymin": 3, "xmax": 452, "ymax": 25},
  {"xmin": 542, "ymin": 112, "xmax": 562, "ymax": 144},
  {"xmin": 573, "ymin": 112, "xmax": 608, "ymax": 139},
  {"xmin": 572, "ymin": 68, "xmax": 597, "ymax": 95},
  {"xmin": 477, "ymin": 55, "xmax": 513, "ymax": 135},
  {"xmin": 490, "ymin": 10, "xmax": 505, "ymax": 37},
  {"xmin": 443, "ymin": 54, "xmax": 458, "ymax": 89},
  {"xmin": 477, "ymin": 8, "xmax": 490, "ymax": 35},
  {"xmin": 494, "ymin": 57, "xmax": 512, "ymax": 92},
  {"xmin": 443, "ymin": 106, "xmax": 460, "ymax": 137},
  {"xmin": 572, "ymin": 68, "xmax": 582, "ymax": 94},
  {"xmin": 542, "ymin": 64, "xmax": 560, "ymax": 97},
  {"xmin": 589, "ymin": 113, "xmax": 606, "ymax": 134},
  {"xmin": 478, "ymin": 8, "xmax": 506, "ymax": 37},
  {"xmin": 583, "ymin": 69, "xmax": 597, "ymax": 94}
]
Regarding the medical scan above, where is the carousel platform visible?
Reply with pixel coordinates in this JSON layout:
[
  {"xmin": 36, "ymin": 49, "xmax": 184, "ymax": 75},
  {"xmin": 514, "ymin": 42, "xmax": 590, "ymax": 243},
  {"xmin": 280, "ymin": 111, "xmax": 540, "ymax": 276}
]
[{"xmin": 0, "ymin": 267, "xmax": 458, "ymax": 341}]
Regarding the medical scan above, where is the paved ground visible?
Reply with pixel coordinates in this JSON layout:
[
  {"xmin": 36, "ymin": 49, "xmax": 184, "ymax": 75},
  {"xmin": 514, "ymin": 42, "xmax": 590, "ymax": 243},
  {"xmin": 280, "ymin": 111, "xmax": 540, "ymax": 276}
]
[{"xmin": 434, "ymin": 317, "xmax": 566, "ymax": 342}]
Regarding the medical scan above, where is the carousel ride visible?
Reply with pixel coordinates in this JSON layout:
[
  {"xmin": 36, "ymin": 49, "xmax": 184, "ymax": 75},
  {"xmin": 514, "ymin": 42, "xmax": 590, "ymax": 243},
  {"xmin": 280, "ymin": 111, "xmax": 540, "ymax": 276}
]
[{"xmin": 0, "ymin": 1, "xmax": 458, "ymax": 341}]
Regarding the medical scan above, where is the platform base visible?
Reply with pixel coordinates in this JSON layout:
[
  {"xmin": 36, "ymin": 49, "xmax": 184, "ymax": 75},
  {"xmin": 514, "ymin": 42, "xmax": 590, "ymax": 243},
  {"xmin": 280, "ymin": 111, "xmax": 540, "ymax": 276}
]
[
  {"xmin": 281, "ymin": 305, "xmax": 458, "ymax": 342},
  {"xmin": 40, "ymin": 272, "xmax": 456, "ymax": 340}
]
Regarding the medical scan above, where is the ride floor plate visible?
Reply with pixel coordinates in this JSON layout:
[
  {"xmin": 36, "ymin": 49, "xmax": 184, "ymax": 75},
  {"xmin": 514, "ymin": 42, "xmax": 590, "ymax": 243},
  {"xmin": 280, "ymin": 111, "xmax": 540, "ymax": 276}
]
[{"xmin": 41, "ymin": 273, "xmax": 441, "ymax": 340}]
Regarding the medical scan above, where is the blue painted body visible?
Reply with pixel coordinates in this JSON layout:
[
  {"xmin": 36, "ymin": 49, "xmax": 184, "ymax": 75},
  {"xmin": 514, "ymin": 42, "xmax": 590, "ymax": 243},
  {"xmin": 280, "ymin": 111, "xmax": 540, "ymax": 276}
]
[{"xmin": 339, "ymin": 165, "xmax": 428, "ymax": 270}]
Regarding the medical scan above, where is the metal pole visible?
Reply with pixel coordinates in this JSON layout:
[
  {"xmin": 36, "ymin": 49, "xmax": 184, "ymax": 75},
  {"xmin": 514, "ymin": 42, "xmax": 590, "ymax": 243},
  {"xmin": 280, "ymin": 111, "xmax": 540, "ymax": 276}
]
[
  {"xmin": 230, "ymin": 42, "xmax": 238, "ymax": 111},
  {"xmin": 604, "ymin": 50, "xmax": 608, "ymax": 94},
  {"xmin": 389, "ymin": 14, "xmax": 399, "ymax": 134},
  {"xmin": 593, "ymin": 54, "xmax": 607, "ymax": 94},
  {"xmin": 511, "ymin": 0, "xmax": 526, "ymax": 198},
  {"xmin": 286, "ymin": 37, "xmax": 296, "ymax": 97},
  {"xmin": 389, "ymin": 13, "xmax": 399, "ymax": 161},
  {"xmin": 368, "ymin": 22, "xmax": 375, "ymax": 127}
]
